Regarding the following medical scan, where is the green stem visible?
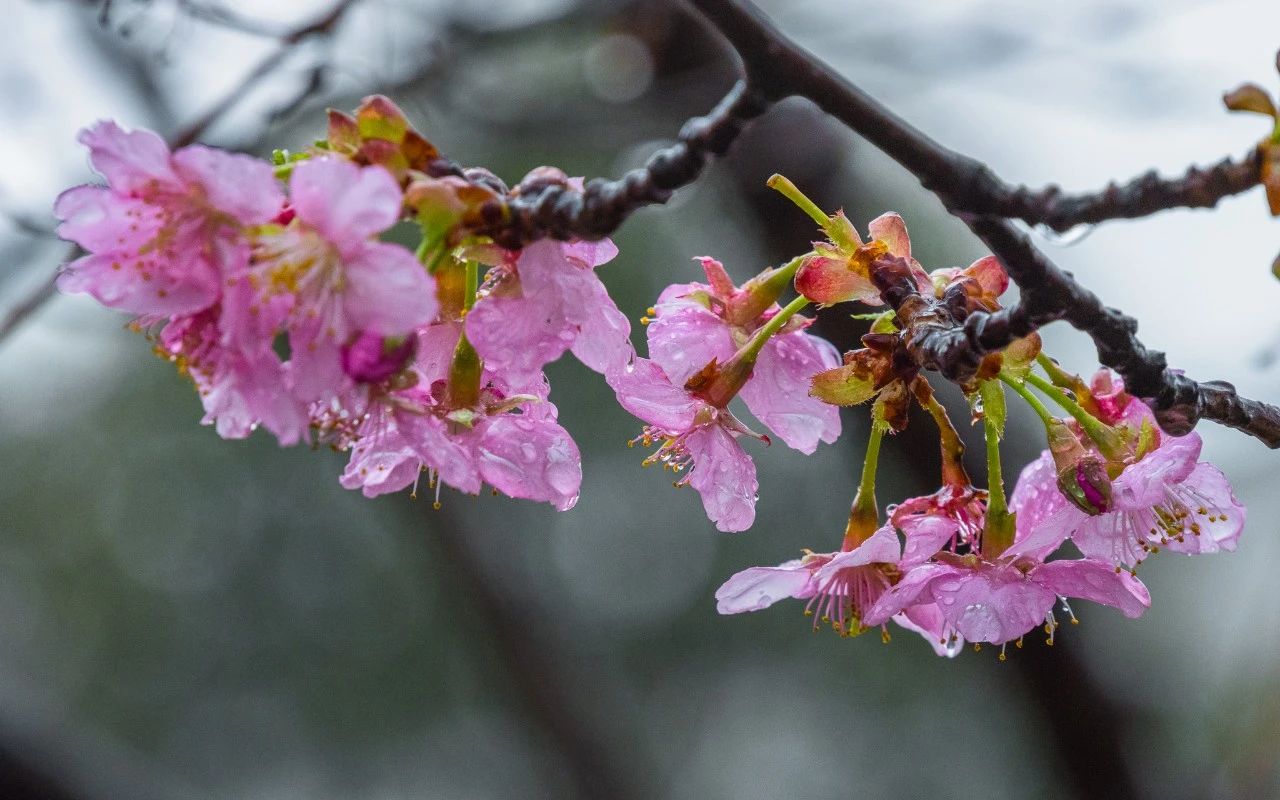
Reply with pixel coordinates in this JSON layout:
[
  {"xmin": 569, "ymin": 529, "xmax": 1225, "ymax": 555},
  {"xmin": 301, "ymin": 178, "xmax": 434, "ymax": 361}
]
[
  {"xmin": 999, "ymin": 373, "xmax": 1057, "ymax": 427},
  {"xmin": 983, "ymin": 412, "xmax": 1006, "ymax": 517},
  {"xmin": 1024, "ymin": 371, "xmax": 1127, "ymax": 460},
  {"xmin": 843, "ymin": 418, "xmax": 885, "ymax": 550},
  {"xmin": 766, "ymin": 174, "xmax": 854, "ymax": 249},
  {"xmin": 464, "ymin": 260, "xmax": 479, "ymax": 312},
  {"xmin": 739, "ymin": 295, "xmax": 810, "ymax": 362}
]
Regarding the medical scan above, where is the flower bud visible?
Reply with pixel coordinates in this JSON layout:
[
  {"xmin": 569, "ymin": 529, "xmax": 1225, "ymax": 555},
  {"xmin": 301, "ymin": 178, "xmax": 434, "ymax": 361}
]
[
  {"xmin": 1047, "ymin": 419, "xmax": 1112, "ymax": 515},
  {"xmin": 341, "ymin": 332, "xmax": 416, "ymax": 384}
]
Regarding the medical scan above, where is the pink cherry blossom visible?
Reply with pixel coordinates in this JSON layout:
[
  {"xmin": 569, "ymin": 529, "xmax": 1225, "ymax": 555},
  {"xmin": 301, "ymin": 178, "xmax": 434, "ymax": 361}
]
[
  {"xmin": 338, "ymin": 323, "xmax": 581, "ymax": 510},
  {"xmin": 647, "ymin": 257, "xmax": 840, "ymax": 453},
  {"xmin": 55, "ymin": 120, "xmax": 283, "ymax": 316},
  {"xmin": 229, "ymin": 157, "xmax": 437, "ymax": 401},
  {"xmin": 608, "ymin": 357, "xmax": 759, "ymax": 532},
  {"xmin": 1014, "ymin": 426, "xmax": 1245, "ymax": 570},
  {"xmin": 464, "ymin": 237, "xmax": 633, "ymax": 384},
  {"xmin": 865, "ymin": 553, "xmax": 1151, "ymax": 649},
  {"xmin": 715, "ymin": 526, "xmax": 962, "ymax": 656},
  {"xmin": 157, "ymin": 308, "xmax": 307, "ymax": 445},
  {"xmin": 793, "ymin": 212, "xmax": 931, "ymax": 306}
]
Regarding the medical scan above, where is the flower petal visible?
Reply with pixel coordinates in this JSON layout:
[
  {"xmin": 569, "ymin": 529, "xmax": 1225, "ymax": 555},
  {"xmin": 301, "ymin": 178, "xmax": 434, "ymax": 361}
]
[
  {"xmin": 897, "ymin": 515, "xmax": 961, "ymax": 570},
  {"xmin": 646, "ymin": 304, "xmax": 735, "ymax": 387},
  {"xmin": 78, "ymin": 120, "xmax": 177, "ymax": 193},
  {"xmin": 171, "ymin": 145, "xmax": 284, "ymax": 225},
  {"xmin": 685, "ymin": 422, "xmax": 758, "ymax": 533},
  {"xmin": 344, "ymin": 241, "xmax": 438, "ymax": 335},
  {"xmin": 477, "ymin": 414, "xmax": 583, "ymax": 510},
  {"xmin": 929, "ymin": 564, "xmax": 1056, "ymax": 645},
  {"xmin": 895, "ymin": 604, "xmax": 963, "ymax": 657},
  {"xmin": 862, "ymin": 563, "xmax": 954, "ymax": 627},
  {"xmin": 739, "ymin": 331, "xmax": 841, "ymax": 454},
  {"xmin": 1031, "ymin": 559, "xmax": 1150, "ymax": 619},
  {"xmin": 290, "ymin": 158, "xmax": 401, "ymax": 250},
  {"xmin": 715, "ymin": 559, "xmax": 816, "ymax": 614},
  {"xmin": 1163, "ymin": 462, "xmax": 1246, "ymax": 556},
  {"xmin": 607, "ymin": 358, "xmax": 703, "ymax": 433}
]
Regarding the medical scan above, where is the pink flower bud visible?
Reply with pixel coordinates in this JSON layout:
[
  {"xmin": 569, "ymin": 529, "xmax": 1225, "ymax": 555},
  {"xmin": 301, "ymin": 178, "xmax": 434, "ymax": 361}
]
[{"xmin": 341, "ymin": 332, "xmax": 416, "ymax": 384}]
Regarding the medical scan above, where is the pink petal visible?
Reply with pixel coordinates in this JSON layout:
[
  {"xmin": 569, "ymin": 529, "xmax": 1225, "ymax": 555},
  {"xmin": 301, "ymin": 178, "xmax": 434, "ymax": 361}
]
[
  {"xmin": 862, "ymin": 563, "xmax": 955, "ymax": 627},
  {"xmin": 738, "ymin": 331, "xmax": 841, "ymax": 454},
  {"xmin": 897, "ymin": 515, "xmax": 960, "ymax": 570},
  {"xmin": 56, "ymin": 250, "xmax": 220, "ymax": 317},
  {"xmin": 477, "ymin": 414, "xmax": 583, "ymax": 511},
  {"xmin": 561, "ymin": 267, "xmax": 633, "ymax": 376},
  {"xmin": 715, "ymin": 559, "xmax": 816, "ymax": 614},
  {"xmin": 1111, "ymin": 432, "xmax": 1202, "ymax": 510},
  {"xmin": 343, "ymin": 241, "xmax": 438, "ymax": 335},
  {"xmin": 289, "ymin": 158, "xmax": 401, "ymax": 253},
  {"xmin": 1072, "ymin": 511, "xmax": 1152, "ymax": 569},
  {"xmin": 465, "ymin": 290, "xmax": 568, "ymax": 385},
  {"xmin": 895, "ymin": 604, "xmax": 963, "ymax": 657},
  {"xmin": 815, "ymin": 526, "xmax": 901, "ymax": 582},
  {"xmin": 928, "ymin": 564, "xmax": 1056, "ymax": 645},
  {"xmin": 54, "ymin": 186, "xmax": 157, "ymax": 252},
  {"xmin": 1031, "ymin": 560, "xmax": 1150, "ymax": 619},
  {"xmin": 340, "ymin": 426, "xmax": 423, "ymax": 498},
  {"xmin": 685, "ymin": 422, "xmax": 758, "ymax": 533},
  {"xmin": 561, "ymin": 238, "xmax": 619, "ymax": 268},
  {"xmin": 867, "ymin": 212, "xmax": 911, "ymax": 259},
  {"xmin": 607, "ymin": 358, "xmax": 704, "ymax": 433},
  {"xmin": 1162, "ymin": 462, "xmax": 1245, "ymax": 556},
  {"xmin": 1010, "ymin": 450, "xmax": 1072, "ymax": 549},
  {"xmin": 404, "ymin": 415, "xmax": 482, "ymax": 495},
  {"xmin": 964, "ymin": 255, "xmax": 1008, "ymax": 297},
  {"xmin": 171, "ymin": 145, "xmax": 284, "ymax": 225},
  {"xmin": 288, "ymin": 334, "xmax": 347, "ymax": 403},
  {"xmin": 655, "ymin": 281, "xmax": 711, "ymax": 309},
  {"xmin": 1002, "ymin": 505, "xmax": 1082, "ymax": 562},
  {"xmin": 413, "ymin": 322, "xmax": 463, "ymax": 387},
  {"xmin": 646, "ymin": 304, "xmax": 736, "ymax": 386},
  {"xmin": 78, "ymin": 120, "xmax": 177, "ymax": 193}
]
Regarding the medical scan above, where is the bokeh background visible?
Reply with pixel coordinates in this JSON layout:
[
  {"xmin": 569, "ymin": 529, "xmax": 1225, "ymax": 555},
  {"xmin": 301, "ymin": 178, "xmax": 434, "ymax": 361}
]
[{"xmin": 2, "ymin": 1, "xmax": 1280, "ymax": 797}]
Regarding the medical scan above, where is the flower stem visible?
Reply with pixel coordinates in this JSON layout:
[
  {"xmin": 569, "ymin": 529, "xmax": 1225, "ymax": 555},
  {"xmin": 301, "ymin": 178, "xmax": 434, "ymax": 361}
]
[
  {"xmin": 1024, "ymin": 371, "xmax": 1127, "ymax": 461},
  {"xmin": 980, "ymin": 380, "xmax": 1015, "ymax": 557},
  {"xmin": 999, "ymin": 373, "xmax": 1057, "ymax": 427},
  {"xmin": 739, "ymin": 295, "xmax": 810, "ymax": 363},
  {"xmin": 464, "ymin": 260, "xmax": 479, "ymax": 312},
  {"xmin": 697, "ymin": 294, "xmax": 811, "ymax": 408},
  {"xmin": 843, "ymin": 415, "xmax": 885, "ymax": 549},
  {"xmin": 766, "ymin": 174, "xmax": 855, "ymax": 249}
]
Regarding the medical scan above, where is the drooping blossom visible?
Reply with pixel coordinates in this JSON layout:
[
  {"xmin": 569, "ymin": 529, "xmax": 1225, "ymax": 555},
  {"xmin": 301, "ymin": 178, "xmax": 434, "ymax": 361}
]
[
  {"xmin": 464, "ymin": 237, "xmax": 633, "ymax": 384},
  {"xmin": 716, "ymin": 524, "xmax": 963, "ymax": 656},
  {"xmin": 646, "ymin": 256, "xmax": 840, "ymax": 453},
  {"xmin": 55, "ymin": 120, "xmax": 283, "ymax": 316},
  {"xmin": 864, "ymin": 511, "xmax": 1152, "ymax": 650},
  {"xmin": 608, "ymin": 357, "xmax": 760, "ymax": 532},
  {"xmin": 338, "ymin": 323, "xmax": 582, "ymax": 510},
  {"xmin": 1010, "ymin": 409, "xmax": 1245, "ymax": 570},
  {"xmin": 227, "ymin": 157, "xmax": 437, "ymax": 401},
  {"xmin": 793, "ymin": 212, "xmax": 931, "ymax": 306}
]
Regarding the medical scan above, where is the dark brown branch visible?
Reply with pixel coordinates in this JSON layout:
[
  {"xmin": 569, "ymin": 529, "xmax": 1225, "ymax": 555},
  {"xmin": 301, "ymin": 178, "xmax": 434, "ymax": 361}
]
[
  {"xmin": 670, "ymin": 0, "xmax": 1280, "ymax": 447},
  {"xmin": 482, "ymin": 80, "xmax": 769, "ymax": 249},
  {"xmin": 970, "ymin": 149, "xmax": 1264, "ymax": 232}
]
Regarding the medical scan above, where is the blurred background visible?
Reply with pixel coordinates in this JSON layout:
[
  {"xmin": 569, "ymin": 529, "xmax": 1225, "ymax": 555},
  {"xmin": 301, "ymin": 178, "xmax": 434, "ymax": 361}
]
[{"xmin": 2, "ymin": 0, "xmax": 1279, "ymax": 797}]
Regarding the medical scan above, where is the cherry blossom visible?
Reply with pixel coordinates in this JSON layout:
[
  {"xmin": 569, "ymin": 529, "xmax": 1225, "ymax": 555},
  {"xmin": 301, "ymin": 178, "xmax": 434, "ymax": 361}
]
[
  {"xmin": 608, "ymin": 357, "xmax": 760, "ymax": 532},
  {"xmin": 646, "ymin": 257, "xmax": 840, "ymax": 453},
  {"xmin": 55, "ymin": 120, "xmax": 283, "ymax": 316}
]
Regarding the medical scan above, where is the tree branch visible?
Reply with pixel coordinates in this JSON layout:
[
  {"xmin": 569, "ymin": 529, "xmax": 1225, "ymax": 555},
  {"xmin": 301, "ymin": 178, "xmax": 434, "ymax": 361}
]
[{"xmin": 662, "ymin": 0, "xmax": 1279, "ymax": 447}]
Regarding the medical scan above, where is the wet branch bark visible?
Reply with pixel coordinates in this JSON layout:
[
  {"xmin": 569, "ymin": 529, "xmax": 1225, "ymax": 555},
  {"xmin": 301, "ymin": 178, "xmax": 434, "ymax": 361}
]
[{"xmin": 489, "ymin": 0, "xmax": 1279, "ymax": 447}]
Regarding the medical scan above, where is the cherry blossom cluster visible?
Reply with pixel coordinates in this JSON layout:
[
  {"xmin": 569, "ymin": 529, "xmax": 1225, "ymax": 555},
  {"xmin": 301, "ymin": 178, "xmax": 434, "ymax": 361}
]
[
  {"xmin": 55, "ymin": 97, "xmax": 1246, "ymax": 659},
  {"xmin": 54, "ymin": 97, "xmax": 634, "ymax": 509}
]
